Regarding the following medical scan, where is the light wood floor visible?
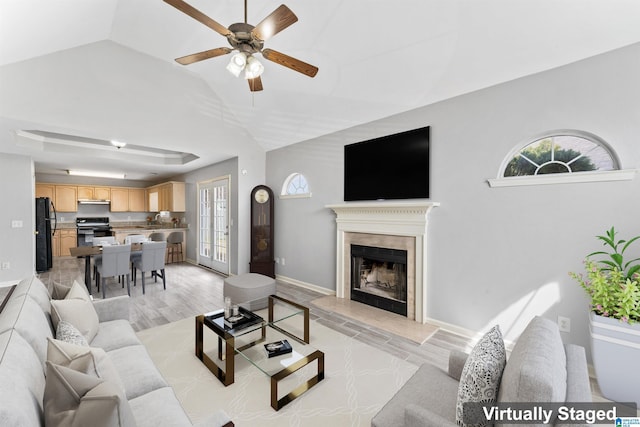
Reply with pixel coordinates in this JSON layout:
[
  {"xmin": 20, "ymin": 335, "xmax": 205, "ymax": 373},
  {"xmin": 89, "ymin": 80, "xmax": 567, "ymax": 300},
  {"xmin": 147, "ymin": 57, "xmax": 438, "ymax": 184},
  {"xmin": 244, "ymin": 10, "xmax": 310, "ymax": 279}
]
[{"xmin": 36, "ymin": 256, "xmax": 471, "ymax": 369}]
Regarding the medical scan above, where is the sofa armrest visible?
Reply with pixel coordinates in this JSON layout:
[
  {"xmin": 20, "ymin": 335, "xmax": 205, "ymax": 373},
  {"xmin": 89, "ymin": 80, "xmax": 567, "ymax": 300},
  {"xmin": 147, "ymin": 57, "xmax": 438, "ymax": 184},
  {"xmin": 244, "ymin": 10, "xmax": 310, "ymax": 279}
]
[
  {"xmin": 405, "ymin": 404, "xmax": 458, "ymax": 427},
  {"xmin": 448, "ymin": 349, "xmax": 468, "ymax": 380},
  {"xmin": 92, "ymin": 295, "xmax": 130, "ymax": 322},
  {"xmin": 192, "ymin": 410, "xmax": 234, "ymax": 427}
]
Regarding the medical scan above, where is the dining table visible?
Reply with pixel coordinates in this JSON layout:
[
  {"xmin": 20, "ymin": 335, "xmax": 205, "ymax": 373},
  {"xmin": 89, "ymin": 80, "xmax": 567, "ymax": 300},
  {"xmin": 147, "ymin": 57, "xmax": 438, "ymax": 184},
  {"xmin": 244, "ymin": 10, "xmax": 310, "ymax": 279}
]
[{"xmin": 69, "ymin": 243, "xmax": 143, "ymax": 295}]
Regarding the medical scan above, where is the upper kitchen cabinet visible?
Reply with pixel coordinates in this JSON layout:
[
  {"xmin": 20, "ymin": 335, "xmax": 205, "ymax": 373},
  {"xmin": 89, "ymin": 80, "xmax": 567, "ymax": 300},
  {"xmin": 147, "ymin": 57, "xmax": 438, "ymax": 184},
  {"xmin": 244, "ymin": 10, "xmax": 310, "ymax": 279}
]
[
  {"xmin": 78, "ymin": 186, "xmax": 111, "ymax": 201},
  {"xmin": 110, "ymin": 187, "xmax": 147, "ymax": 212},
  {"xmin": 55, "ymin": 186, "xmax": 78, "ymax": 212},
  {"xmin": 148, "ymin": 181, "xmax": 185, "ymax": 212},
  {"xmin": 35, "ymin": 183, "xmax": 55, "ymax": 200}
]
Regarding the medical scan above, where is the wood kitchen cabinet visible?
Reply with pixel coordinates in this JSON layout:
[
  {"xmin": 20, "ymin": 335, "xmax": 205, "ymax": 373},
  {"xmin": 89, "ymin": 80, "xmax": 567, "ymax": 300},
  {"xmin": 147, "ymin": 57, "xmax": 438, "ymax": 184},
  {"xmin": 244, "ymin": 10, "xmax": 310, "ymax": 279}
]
[
  {"xmin": 52, "ymin": 229, "xmax": 76, "ymax": 257},
  {"xmin": 110, "ymin": 188, "xmax": 129, "ymax": 212},
  {"xmin": 78, "ymin": 186, "xmax": 111, "ymax": 200},
  {"xmin": 55, "ymin": 186, "xmax": 78, "ymax": 212},
  {"xmin": 147, "ymin": 182, "xmax": 185, "ymax": 212},
  {"xmin": 128, "ymin": 188, "xmax": 146, "ymax": 212},
  {"xmin": 35, "ymin": 183, "xmax": 55, "ymax": 200},
  {"xmin": 111, "ymin": 187, "xmax": 146, "ymax": 212}
]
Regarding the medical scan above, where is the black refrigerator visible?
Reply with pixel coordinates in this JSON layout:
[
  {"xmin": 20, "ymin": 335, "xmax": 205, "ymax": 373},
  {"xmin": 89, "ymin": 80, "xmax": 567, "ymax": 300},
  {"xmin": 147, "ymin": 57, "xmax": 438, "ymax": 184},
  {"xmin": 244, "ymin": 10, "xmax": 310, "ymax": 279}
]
[{"xmin": 35, "ymin": 197, "xmax": 56, "ymax": 272}]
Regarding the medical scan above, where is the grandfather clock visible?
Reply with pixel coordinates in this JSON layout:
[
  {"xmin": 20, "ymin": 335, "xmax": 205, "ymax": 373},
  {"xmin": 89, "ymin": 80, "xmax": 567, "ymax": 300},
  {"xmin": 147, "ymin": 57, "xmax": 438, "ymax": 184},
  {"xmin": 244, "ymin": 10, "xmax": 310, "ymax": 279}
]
[{"xmin": 250, "ymin": 185, "xmax": 275, "ymax": 278}]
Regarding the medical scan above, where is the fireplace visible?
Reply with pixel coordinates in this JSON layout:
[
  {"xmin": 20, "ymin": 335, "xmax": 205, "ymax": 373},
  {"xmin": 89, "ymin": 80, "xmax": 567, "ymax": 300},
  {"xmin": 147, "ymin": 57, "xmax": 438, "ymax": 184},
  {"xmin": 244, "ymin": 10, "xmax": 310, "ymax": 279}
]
[
  {"xmin": 327, "ymin": 200, "xmax": 439, "ymax": 323},
  {"xmin": 351, "ymin": 245, "xmax": 408, "ymax": 316}
]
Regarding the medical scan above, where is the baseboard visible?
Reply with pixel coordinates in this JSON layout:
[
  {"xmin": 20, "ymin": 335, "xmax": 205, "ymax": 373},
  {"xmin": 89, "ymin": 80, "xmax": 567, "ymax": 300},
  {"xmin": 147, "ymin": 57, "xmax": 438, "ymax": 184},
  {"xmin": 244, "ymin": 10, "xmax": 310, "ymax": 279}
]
[
  {"xmin": 275, "ymin": 274, "xmax": 336, "ymax": 296},
  {"xmin": 425, "ymin": 317, "xmax": 518, "ymax": 352}
]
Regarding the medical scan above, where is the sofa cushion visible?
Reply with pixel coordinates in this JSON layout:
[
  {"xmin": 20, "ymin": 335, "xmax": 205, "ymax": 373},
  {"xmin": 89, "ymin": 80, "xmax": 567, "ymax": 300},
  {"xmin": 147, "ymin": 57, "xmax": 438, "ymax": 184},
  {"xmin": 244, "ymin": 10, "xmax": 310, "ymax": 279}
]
[
  {"xmin": 128, "ymin": 387, "xmax": 193, "ymax": 427},
  {"xmin": 497, "ymin": 316, "xmax": 567, "ymax": 404},
  {"xmin": 51, "ymin": 281, "xmax": 73, "ymax": 300},
  {"xmin": 371, "ymin": 363, "xmax": 459, "ymax": 427},
  {"xmin": 44, "ymin": 361, "xmax": 137, "ymax": 427},
  {"xmin": 0, "ymin": 330, "xmax": 47, "ymax": 427},
  {"xmin": 455, "ymin": 325, "xmax": 506, "ymax": 427},
  {"xmin": 91, "ymin": 319, "xmax": 142, "ymax": 352},
  {"xmin": 57, "ymin": 320, "xmax": 89, "ymax": 346},
  {"xmin": 106, "ymin": 345, "xmax": 169, "ymax": 400}
]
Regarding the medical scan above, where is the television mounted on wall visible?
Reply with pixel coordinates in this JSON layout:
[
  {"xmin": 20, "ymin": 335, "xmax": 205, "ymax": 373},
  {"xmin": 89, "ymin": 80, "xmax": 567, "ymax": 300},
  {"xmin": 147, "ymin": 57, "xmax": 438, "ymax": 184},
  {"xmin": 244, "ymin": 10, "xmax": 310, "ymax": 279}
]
[{"xmin": 344, "ymin": 126, "xmax": 430, "ymax": 201}]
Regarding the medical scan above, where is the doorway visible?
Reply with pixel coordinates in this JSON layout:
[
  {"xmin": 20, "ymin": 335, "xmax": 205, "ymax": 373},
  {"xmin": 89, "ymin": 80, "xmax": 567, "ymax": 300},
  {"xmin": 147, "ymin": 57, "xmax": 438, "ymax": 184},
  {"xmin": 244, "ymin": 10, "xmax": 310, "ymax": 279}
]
[{"xmin": 197, "ymin": 176, "xmax": 230, "ymax": 274}]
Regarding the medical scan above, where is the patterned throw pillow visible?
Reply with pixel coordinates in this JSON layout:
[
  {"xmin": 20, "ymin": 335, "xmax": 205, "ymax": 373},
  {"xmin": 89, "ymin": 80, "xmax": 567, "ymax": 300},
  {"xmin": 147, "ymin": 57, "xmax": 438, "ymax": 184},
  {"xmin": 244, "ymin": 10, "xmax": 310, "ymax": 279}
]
[
  {"xmin": 455, "ymin": 325, "xmax": 506, "ymax": 427},
  {"xmin": 56, "ymin": 320, "xmax": 89, "ymax": 346}
]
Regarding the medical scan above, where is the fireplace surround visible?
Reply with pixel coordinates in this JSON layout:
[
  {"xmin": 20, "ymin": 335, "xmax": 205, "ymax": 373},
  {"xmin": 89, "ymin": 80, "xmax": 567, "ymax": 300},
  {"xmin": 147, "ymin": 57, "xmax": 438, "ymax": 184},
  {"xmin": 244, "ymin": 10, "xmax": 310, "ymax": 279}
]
[{"xmin": 327, "ymin": 200, "xmax": 439, "ymax": 323}]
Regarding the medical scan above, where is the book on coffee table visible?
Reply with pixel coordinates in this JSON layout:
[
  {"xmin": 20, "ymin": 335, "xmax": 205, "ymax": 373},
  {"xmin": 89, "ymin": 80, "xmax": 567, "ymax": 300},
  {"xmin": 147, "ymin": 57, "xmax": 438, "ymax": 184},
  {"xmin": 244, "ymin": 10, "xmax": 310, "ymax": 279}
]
[{"xmin": 264, "ymin": 339, "xmax": 292, "ymax": 358}]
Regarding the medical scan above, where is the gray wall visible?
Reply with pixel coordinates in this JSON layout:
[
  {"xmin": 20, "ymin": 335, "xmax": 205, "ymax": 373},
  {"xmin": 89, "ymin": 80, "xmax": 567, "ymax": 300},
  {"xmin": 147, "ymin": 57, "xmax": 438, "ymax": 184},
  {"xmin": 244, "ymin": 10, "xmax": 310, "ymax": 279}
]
[
  {"xmin": 0, "ymin": 154, "xmax": 35, "ymax": 282},
  {"xmin": 266, "ymin": 42, "xmax": 640, "ymax": 355}
]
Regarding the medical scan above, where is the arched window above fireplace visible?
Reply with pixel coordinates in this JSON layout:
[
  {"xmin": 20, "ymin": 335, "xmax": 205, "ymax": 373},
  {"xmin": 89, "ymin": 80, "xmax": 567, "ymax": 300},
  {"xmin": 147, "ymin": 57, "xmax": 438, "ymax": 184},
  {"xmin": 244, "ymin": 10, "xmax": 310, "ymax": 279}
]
[{"xmin": 280, "ymin": 173, "xmax": 312, "ymax": 199}]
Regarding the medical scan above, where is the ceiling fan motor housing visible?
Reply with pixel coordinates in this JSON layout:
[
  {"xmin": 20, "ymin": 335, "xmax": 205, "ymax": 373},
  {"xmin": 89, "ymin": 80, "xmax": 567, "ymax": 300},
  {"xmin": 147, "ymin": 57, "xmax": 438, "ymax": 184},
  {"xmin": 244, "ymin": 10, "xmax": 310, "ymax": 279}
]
[{"xmin": 227, "ymin": 23, "xmax": 264, "ymax": 54}]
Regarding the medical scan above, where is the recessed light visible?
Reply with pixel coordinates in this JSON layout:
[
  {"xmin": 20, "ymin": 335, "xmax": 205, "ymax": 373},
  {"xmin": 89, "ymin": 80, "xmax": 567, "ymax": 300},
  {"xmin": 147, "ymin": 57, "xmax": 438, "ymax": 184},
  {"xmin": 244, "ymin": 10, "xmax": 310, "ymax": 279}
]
[{"xmin": 110, "ymin": 140, "xmax": 127, "ymax": 149}]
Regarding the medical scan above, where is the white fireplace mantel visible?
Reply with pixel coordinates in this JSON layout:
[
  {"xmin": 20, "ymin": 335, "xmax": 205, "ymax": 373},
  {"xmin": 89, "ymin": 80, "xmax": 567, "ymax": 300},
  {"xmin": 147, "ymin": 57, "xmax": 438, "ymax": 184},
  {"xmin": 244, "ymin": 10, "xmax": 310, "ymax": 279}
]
[{"xmin": 326, "ymin": 200, "xmax": 440, "ymax": 323}]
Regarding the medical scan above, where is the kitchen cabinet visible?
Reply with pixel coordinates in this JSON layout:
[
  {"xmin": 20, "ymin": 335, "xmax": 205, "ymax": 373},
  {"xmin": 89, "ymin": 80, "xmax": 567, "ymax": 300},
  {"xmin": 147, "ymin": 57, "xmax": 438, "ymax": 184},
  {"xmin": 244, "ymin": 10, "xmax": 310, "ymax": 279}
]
[
  {"xmin": 128, "ymin": 188, "xmax": 146, "ymax": 212},
  {"xmin": 36, "ymin": 183, "xmax": 55, "ymax": 199},
  {"xmin": 110, "ymin": 188, "xmax": 129, "ymax": 212},
  {"xmin": 59, "ymin": 229, "xmax": 77, "ymax": 257},
  {"xmin": 78, "ymin": 186, "xmax": 111, "ymax": 201},
  {"xmin": 148, "ymin": 181, "xmax": 185, "ymax": 212},
  {"xmin": 55, "ymin": 186, "xmax": 78, "ymax": 212},
  {"xmin": 111, "ymin": 187, "xmax": 146, "ymax": 212},
  {"xmin": 52, "ymin": 229, "xmax": 77, "ymax": 257}
]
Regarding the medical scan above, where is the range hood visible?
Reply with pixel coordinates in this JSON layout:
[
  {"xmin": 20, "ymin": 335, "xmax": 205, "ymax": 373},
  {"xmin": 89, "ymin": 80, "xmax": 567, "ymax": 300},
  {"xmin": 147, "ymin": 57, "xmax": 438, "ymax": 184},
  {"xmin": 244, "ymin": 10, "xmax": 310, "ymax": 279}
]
[{"xmin": 77, "ymin": 199, "xmax": 110, "ymax": 205}]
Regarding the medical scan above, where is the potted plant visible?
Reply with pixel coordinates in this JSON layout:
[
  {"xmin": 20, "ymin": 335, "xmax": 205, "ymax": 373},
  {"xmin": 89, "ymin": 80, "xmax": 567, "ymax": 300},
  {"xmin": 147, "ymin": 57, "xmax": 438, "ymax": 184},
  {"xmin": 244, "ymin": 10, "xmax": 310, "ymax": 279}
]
[{"xmin": 570, "ymin": 226, "xmax": 640, "ymax": 405}]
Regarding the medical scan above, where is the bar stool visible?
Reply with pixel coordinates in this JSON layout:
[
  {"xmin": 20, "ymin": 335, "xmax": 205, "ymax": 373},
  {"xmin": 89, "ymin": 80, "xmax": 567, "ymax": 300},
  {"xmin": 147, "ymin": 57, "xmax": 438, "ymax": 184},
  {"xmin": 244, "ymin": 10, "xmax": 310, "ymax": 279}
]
[
  {"xmin": 148, "ymin": 232, "xmax": 165, "ymax": 242},
  {"xmin": 166, "ymin": 231, "xmax": 183, "ymax": 263}
]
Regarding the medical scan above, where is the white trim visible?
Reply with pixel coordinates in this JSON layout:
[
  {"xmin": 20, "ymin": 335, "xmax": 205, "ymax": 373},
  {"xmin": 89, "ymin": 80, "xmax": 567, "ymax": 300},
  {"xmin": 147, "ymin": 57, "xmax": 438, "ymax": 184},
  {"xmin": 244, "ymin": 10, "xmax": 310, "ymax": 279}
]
[
  {"xmin": 591, "ymin": 333, "xmax": 640, "ymax": 350},
  {"xmin": 279, "ymin": 193, "xmax": 312, "ymax": 200},
  {"xmin": 488, "ymin": 169, "xmax": 636, "ymax": 188},
  {"xmin": 276, "ymin": 274, "xmax": 336, "ymax": 296}
]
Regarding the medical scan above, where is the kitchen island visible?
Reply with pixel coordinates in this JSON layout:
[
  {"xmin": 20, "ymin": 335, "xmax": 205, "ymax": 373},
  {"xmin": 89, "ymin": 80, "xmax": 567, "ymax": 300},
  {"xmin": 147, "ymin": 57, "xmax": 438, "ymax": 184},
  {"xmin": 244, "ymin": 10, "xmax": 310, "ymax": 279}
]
[{"xmin": 111, "ymin": 226, "xmax": 187, "ymax": 262}]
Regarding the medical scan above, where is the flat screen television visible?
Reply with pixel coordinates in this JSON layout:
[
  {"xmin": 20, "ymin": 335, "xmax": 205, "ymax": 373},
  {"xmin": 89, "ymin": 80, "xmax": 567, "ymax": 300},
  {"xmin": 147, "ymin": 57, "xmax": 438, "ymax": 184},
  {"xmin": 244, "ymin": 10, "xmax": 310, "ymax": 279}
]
[{"xmin": 344, "ymin": 126, "xmax": 429, "ymax": 201}]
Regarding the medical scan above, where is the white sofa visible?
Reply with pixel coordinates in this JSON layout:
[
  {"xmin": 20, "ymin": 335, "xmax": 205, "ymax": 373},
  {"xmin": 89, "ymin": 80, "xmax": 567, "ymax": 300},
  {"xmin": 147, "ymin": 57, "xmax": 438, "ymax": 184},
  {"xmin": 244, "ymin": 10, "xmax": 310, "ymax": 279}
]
[{"xmin": 0, "ymin": 276, "xmax": 232, "ymax": 427}]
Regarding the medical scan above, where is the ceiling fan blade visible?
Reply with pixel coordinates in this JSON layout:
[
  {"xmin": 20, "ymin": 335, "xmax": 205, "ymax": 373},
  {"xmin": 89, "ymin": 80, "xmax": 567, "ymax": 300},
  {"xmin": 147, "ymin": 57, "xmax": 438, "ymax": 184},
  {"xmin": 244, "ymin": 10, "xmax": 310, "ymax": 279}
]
[
  {"xmin": 248, "ymin": 76, "xmax": 264, "ymax": 92},
  {"xmin": 175, "ymin": 47, "xmax": 232, "ymax": 65},
  {"xmin": 262, "ymin": 49, "xmax": 318, "ymax": 78},
  {"xmin": 163, "ymin": 0, "xmax": 231, "ymax": 37},
  {"xmin": 252, "ymin": 5, "xmax": 298, "ymax": 41}
]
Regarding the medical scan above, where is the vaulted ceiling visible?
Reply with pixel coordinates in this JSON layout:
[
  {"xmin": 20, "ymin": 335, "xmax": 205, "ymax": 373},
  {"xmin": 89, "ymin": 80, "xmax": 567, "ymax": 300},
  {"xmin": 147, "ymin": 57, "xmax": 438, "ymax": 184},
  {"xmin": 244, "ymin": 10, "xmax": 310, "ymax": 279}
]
[{"xmin": 2, "ymin": 0, "xmax": 640, "ymax": 181}]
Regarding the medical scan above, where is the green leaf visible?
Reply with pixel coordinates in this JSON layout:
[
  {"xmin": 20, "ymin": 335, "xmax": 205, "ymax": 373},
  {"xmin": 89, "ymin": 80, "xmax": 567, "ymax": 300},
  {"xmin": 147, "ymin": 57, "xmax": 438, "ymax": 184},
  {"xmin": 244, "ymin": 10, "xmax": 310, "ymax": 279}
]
[{"xmin": 622, "ymin": 236, "xmax": 640, "ymax": 254}]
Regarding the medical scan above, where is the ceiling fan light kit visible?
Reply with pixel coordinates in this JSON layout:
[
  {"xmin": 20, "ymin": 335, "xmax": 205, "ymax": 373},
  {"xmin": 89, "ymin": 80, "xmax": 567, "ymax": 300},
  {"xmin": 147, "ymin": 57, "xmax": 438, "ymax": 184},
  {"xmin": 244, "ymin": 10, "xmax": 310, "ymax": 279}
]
[{"xmin": 164, "ymin": 0, "xmax": 318, "ymax": 92}]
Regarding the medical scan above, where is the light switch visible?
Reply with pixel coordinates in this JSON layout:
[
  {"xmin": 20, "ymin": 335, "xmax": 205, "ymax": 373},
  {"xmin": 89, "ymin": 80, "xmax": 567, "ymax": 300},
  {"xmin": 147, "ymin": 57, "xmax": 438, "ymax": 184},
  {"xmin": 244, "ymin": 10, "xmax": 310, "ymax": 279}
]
[{"xmin": 11, "ymin": 220, "xmax": 23, "ymax": 228}]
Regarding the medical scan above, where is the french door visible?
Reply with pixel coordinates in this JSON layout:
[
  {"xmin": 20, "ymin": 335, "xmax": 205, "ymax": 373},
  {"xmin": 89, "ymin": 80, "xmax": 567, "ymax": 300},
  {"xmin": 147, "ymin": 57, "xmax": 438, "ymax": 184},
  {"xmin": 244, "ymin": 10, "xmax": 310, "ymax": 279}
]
[{"xmin": 197, "ymin": 176, "xmax": 230, "ymax": 274}]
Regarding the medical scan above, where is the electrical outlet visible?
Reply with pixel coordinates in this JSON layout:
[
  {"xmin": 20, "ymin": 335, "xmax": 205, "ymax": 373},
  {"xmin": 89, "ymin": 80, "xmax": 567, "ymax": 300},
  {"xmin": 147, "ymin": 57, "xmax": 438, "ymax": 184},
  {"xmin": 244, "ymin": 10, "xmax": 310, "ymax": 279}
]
[
  {"xmin": 275, "ymin": 257, "xmax": 280, "ymax": 264},
  {"xmin": 1, "ymin": 262, "xmax": 10, "ymax": 270},
  {"xmin": 558, "ymin": 316, "xmax": 571, "ymax": 333},
  {"xmin": 281, "ymin": 258, "xmax": 285, "ymax": 266}
]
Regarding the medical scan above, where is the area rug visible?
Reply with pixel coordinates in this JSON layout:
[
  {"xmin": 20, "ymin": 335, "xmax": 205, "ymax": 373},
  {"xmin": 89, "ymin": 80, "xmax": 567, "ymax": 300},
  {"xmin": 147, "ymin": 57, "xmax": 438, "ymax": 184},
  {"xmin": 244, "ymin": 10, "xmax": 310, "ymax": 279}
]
[
  {"xmin": 311, "ymin": 296, "xmax": 439, "ymax": 344},
  {"xmin": 137, "ymin": 316, "xmax": 418, "ymax": 427}
]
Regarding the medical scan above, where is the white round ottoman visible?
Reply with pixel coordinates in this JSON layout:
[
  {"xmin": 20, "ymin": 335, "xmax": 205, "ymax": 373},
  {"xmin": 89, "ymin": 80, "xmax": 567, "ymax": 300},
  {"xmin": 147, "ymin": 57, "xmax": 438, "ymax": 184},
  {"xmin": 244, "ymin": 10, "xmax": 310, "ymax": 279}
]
[{"xmin": 223, "ymin": 273, "xmax": 276, "ymax": 310}]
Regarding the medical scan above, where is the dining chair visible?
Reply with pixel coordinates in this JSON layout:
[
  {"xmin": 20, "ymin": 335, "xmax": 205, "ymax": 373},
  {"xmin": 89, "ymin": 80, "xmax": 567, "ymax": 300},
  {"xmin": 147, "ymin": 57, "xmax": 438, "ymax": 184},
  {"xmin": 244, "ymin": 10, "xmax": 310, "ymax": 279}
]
[
  {"xmin": 96, "ymin": 244, "xmax": 132, "ymax": 299},
  {"xmin": 125, "ymin": 234, "xmax": 147, "ymax": 244},
  {"xmin": 132, "ymin": 241, "xmax": 167, "ymax": 294},
  {"xmin": 91, "ymin": 236, "xmax": 117, "ymax": 281}
]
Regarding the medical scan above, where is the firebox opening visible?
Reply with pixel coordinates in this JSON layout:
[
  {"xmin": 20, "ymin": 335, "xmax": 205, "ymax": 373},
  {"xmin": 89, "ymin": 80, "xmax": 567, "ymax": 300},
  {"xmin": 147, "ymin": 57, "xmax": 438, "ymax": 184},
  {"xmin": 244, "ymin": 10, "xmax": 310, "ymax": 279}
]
[{"xmin": 350, "ymin": 244, "xmax": 408, "ymax": 316}]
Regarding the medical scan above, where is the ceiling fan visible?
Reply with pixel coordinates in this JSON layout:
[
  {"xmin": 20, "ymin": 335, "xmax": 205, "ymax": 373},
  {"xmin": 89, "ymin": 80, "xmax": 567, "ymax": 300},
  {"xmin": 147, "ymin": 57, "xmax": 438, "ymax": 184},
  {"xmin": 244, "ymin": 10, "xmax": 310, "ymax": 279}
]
[{"xmin": 164, "ymin": 0, "xmax": 319, "ymax": 92}]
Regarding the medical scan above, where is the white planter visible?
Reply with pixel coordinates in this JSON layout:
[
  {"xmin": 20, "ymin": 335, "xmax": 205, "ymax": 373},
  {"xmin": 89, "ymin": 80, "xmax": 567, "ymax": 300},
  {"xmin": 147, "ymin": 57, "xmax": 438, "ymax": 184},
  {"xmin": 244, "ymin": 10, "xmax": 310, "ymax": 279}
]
[{"xmin": 589, "ymin": 312, "xmax": 640, "ymax": 405}]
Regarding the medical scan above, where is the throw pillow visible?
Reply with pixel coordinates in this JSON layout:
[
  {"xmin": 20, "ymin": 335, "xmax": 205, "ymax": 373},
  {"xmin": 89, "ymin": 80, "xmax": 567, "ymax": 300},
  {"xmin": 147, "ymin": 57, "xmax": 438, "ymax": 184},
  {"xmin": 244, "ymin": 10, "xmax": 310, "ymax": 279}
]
[
  {"xmin": 57, "ymin": 320, "xmax": 89, "ymax": 346},
  {"xmin": 44, "ymin": 362, "xmax": 137, "ymax": 427},
  {"xmin": 51, "ymin": 281, "xmax": 72, "ymax": 300},
  {"xmin": 47, "ymin": 338, "xmax": 126, "ymax": 398},
  {"xmin": 50, "ymin": 299, "xmax": 99, "ymax": 343},
  {"xmin": 455, "ymin": 325, "xmax": 506, "ymax": 427}
]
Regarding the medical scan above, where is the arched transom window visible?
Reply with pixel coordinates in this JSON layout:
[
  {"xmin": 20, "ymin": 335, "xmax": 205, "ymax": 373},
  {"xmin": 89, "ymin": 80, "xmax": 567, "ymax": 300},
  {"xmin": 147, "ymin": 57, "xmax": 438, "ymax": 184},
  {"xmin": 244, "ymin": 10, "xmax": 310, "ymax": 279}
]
[{"xmin": 280, "ymin": 173, "xmax": 312, "ymax": 198}]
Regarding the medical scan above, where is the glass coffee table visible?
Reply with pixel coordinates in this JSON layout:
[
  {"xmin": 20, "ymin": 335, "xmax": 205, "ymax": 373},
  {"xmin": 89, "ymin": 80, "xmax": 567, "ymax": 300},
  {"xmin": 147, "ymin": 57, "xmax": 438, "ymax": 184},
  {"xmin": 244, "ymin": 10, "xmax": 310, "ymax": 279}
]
[{"xmin": 195, "ymin": 295, "xmax": 325, "ymax": 410}]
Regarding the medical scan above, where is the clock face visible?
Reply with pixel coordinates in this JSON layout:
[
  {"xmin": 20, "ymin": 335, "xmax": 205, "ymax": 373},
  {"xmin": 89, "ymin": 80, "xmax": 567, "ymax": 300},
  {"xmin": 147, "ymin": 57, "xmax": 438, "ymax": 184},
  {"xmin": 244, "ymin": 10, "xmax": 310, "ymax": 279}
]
[{"xmin": 254, "ymin": 189, "xmax": 270, "ymax": 203}]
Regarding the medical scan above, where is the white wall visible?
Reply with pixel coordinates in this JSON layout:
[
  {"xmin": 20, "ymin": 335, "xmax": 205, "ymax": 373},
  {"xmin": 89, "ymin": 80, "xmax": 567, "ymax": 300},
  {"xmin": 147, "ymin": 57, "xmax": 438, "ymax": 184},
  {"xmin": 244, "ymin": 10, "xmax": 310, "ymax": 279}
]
[
  {"xmin": 0, "ymin": 153, "xmax": 35, "ymax": 282},
  {"xmin": 266, "ymin": 42, "xmax": 640, "ymax": 357}
]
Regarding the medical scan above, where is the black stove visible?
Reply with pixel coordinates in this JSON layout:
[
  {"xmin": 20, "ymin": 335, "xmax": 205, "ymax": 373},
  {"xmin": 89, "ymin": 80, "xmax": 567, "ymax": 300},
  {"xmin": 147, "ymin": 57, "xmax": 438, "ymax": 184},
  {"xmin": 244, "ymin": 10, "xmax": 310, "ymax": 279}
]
[{"xmin": 76, "ymin": 217, "xmax": 113, "ymax": 246}]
